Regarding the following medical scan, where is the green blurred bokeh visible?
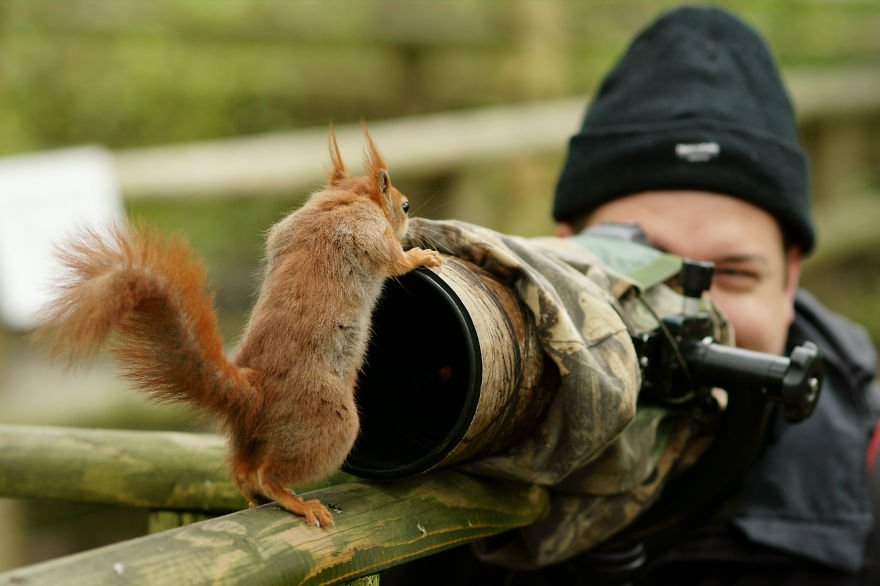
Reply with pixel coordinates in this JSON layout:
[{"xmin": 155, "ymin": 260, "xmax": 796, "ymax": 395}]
[{"xmin": 2, "ymin": 1, "xmax": 879, "ymax": 152}]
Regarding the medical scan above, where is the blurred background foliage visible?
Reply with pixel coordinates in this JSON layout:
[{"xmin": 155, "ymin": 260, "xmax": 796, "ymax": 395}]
[
  {"xmin": 0, "ymin": 0, "xmax": 876, "ymax": 411},
  {"xmin": 0, "ymin": 0, "xmax": 878, "ymax": 572},
  {"xmin": 2, "ymin": 1, "xmax": 880, "ymax": 153}
]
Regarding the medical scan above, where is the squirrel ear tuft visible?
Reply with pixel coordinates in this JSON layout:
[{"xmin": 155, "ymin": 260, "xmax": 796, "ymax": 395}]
[
  {"xmin": 327, "ymin": 124, "xmax": 348, "ymax": 185},
  {"xmin": 361, "ymin": 122, "xmax": 388, "ymax": 186},
  {"xmin": 377, "ymin": 168, "xmax": 390, "ymax": 196}
]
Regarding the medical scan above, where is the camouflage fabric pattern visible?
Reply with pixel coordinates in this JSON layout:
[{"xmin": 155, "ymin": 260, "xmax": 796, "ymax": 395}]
[{"xmin": 407, "ymin": 218, "xmax": 726, "ymax": 569}]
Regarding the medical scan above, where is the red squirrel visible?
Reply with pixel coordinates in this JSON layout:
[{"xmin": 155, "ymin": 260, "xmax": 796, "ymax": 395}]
[{"xmin": 38, "ymin": 127, "xmax": 443, "ymax": 527}]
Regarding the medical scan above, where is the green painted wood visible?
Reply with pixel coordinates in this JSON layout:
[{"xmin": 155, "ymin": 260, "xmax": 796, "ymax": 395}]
[
  {"xmin": 0, "ymin": 470, "xmax": 548, "ymax": 585},
  {"xmin": 148, "ymin": 510, "xmax": 213, "ymax": 533},
  {"xmin": 0, "ymin": 424, "xmax": 351, "ymax": 511}
]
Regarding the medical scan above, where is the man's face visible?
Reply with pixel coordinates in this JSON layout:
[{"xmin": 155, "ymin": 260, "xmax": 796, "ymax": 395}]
[{"xmin": 556, "ymin": 191, "xmax": 802, "ymax": 355}]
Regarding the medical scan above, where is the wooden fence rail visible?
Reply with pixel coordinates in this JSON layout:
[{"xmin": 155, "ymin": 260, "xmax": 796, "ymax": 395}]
[
  {"xmin": 0, "ymin": 424, "xmax": 548, "ymax": 585},
  {"xmin": 0, "ymin": 424, "xmax": 351, "ymax": 512},
  {"xmin": 113, "ymin": 66, "xmax": 880, "ymax": 199},
  {"xmin": 0, "ymin": 424, "xmax": 240, "ymax": 511}
]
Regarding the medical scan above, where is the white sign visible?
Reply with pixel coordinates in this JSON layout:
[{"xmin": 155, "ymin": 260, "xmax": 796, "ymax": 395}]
[{"xmin": 0, "ymin": 146, "xmax": 124, "ymax": 330}]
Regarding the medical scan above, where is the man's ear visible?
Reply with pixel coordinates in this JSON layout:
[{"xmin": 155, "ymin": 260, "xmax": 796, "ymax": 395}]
[{"xmin": 555, "ymin": 222, "xmax": 575, "ymax": 237}]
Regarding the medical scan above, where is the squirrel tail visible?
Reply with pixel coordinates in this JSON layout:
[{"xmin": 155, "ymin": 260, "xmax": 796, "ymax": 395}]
[{"xmin": 37, "ymin": 223, "xmax": 258, "ymax": 420}]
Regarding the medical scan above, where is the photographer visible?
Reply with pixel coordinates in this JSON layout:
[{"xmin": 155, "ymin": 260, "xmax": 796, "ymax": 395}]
[
  {"xmin": 552, "ymin": 6, "xmax": 878, "ymax": 583},
  {"xmin": 388, "ymin": 5, "xmax": 879, "ymax": 584}
]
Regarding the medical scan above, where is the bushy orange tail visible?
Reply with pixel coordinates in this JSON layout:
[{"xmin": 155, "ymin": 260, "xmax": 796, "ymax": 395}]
[{"xmin": 37, "ymin": 224, "xmax": 257, "ymax": 419}]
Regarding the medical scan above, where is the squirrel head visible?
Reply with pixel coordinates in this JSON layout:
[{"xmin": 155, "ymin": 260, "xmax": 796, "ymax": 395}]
[{"xmin": 327, "ymin": 124, "xmax": 411, "ymax": 240}]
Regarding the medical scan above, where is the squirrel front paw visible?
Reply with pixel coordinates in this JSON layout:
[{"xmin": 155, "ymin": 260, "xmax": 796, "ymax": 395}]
[{"xmin": 407, "ymin": 247, "xmax": 443, "ymax": 268}]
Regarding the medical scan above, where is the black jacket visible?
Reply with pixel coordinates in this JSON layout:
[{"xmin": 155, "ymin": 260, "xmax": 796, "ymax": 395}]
[
  {"xmin": 383, "ymin": 290, "xmax": 879, "ymax": 585},
  {"xmin": 731, "ymin": 290, "xmax": 877, "ymax": 570},
  {"xmin": 638, "ymin": 289, "xmax": 879, "ymax": 585}
]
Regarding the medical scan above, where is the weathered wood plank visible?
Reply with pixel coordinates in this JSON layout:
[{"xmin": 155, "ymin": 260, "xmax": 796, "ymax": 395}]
[
  {"xmin": 112, "ymin": 97, "xmax": 586, "ymax": 199},
  {"xmin": 0, "ymin": 424, "xmax": 349, "ymax": 511},
  {"xmin": 0, "ymin": 470, "xmax": 549, "ymax": 585}
]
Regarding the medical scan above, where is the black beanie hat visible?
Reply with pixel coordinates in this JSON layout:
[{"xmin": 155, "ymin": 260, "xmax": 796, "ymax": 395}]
[{"xmin": 553, "ymin": 5, "xmax": 815, "ymax": 253}]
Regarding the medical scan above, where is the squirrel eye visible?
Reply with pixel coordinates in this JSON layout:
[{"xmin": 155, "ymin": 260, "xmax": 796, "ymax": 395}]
[{"xmin": 402, "ymin": 201, "xmax": 410, "ymax": 214}]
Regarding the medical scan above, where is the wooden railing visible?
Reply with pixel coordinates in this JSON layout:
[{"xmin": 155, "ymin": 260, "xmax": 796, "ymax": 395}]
[
  {"xmin": 0, "ymin": 424, "xmax": 548, "ymax": 585},
  {"xmin": 112, "ymin": 66, "xmax": 880, "ymax": 199}
]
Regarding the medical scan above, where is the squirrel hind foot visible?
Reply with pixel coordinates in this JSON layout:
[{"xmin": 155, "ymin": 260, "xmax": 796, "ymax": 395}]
[
  {"xmin": 269, "ymin": 487, "xmax": 334, "ymax": 528},
  {"xmin": 252, "ymin": 468, "xmax": 334, "ymax": 528}
]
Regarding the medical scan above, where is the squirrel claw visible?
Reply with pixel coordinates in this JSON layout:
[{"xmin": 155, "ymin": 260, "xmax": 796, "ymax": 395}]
[
  {"xmin": 278, "ymin": 494, "xmax": 335, "ymax": 528},
  {"xmin": 424, "ymin": 250, "xmax": 443, "ymax": 267},
  {"xmin": 305, "ymin": 499, "xmax": 335, "ymax": 528}
]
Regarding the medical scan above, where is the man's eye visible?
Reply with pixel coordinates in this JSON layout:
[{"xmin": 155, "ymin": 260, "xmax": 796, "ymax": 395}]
[
  {"xmin": 717, "ymin": 268, "xmax": 756, "ymax": 277},
  {"xmin": 714, "ymin": 268, "xmax": 761, "ymax": 289}
]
